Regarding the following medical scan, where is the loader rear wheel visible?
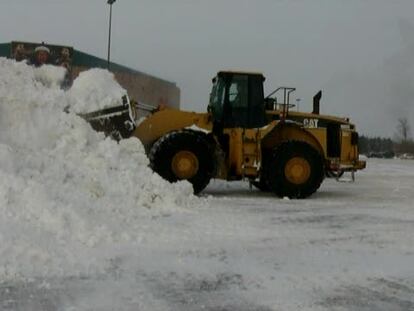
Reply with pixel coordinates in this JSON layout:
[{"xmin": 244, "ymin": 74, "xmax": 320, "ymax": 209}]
[
  {"xmin": 266, "ymin": 141, "xmax": 324, "ymax": 199},
  {"xmin": 149, "ymin": 130, "xmax": 215, "ymax": 194}
]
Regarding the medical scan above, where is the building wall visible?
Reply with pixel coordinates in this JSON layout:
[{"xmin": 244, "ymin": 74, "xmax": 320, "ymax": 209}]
[{"xmin": 113, "ymin": 70, "xmax": 180, "ymax": 108}]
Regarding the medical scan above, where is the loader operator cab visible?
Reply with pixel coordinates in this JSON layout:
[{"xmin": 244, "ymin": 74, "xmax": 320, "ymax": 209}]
[{"xmin": 209, "ymin": 71, "xmax": 267, "ymax": 129}]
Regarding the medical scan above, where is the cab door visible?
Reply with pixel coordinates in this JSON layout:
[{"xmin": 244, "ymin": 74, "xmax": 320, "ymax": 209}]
[{"xmin": 223, "ymin": 74, "xmax": 266, "ymax": 129}]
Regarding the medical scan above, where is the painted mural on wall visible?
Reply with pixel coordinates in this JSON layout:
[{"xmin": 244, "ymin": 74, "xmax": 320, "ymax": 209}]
[{"xmin": 11, "ymin": 41, "xmax": 73, "ymax": 69}]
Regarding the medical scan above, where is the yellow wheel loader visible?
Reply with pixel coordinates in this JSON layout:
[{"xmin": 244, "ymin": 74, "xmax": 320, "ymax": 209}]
[{"xmin": 85, "ymin": 71, "xmax": 366, "ymax": 198}]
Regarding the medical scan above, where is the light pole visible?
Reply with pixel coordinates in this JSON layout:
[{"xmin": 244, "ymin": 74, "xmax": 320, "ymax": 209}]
[
  {"xmin": 107, "ymin": 0, "xmax": 116, "ymax": 70},
  {"xmin": 296, "ymin": 98, "xmax": 301, "ymax": 112}
]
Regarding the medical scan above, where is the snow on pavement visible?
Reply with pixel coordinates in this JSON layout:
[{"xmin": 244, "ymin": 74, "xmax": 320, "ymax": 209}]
[{"xmin": 2, "ymin": 159, "xmax": 414, "ymax": 310}]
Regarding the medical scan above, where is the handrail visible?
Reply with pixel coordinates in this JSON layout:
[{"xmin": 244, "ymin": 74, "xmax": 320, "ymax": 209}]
[
  {"xmin": 265, "ymin": 87, "xmax": 296, "ymax": 122},
  {"xmin": 265, "ymin": 86, "xmax": 296, "ymax": 100}
]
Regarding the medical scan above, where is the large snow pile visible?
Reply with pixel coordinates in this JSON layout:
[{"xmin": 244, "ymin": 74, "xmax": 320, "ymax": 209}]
[{"xmin": 0, "ymin": 58, "xmax": 197, "ymax": 281}]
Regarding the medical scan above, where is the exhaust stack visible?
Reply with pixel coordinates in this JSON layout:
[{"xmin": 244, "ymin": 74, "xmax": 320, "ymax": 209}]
[{"xmin": 313, "ymin": 90, "xmax": 322, "ymax": 114}]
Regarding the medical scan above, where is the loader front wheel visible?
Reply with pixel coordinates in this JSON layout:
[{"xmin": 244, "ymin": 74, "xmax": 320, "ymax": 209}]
[
  {"xmin": 149, "ymin": 130, "xmax": 215, "ymax": 194},
  {"xmin": 266, "ymin": 141, "xmax": 324, "ymax": 199}
]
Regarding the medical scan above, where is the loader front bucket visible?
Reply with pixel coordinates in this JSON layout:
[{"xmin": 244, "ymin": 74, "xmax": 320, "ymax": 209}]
[{"xmin": 79, "ymin": 96, "xmax": 136, "ymax": 141}]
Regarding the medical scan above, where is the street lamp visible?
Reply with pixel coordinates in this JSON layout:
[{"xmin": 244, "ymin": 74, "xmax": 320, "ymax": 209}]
[
  {"xmin": 296, "ymin": 98, "xmax": 301, "ymax": 112},
  {"xmin": 107, "ymin": 0, "xmax": 117, "ymax": 70}
]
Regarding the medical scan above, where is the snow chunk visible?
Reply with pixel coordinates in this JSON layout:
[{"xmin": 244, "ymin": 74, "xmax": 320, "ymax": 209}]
[{"xmin": 68, "ymin": 68, "xmax": 127, "ymax": 114}]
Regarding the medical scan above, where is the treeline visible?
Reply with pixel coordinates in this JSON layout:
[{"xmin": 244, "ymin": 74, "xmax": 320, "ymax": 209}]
[
  {"xmin": 359, "ymin": 136, "xmax": 394, "ymax": 158},
  {"xmin": 359, "ymin": 135, "xmax": 414, "ymax": 158},
  {"xmin": 394, "ymin": 140, "xmax": 414, "ymax": 156}
]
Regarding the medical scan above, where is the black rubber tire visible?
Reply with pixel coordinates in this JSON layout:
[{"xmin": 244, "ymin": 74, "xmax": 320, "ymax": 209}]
[
  {"xmin": 265, "ymin": 141, "xmax": 324, "ymax": 199},
  {"xmin": 149, "ymin": 130, "xmax": 215, "ymax": 194}
]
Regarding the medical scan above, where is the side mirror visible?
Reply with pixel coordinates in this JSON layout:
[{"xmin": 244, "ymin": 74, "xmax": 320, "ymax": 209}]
[{"xmin": 122, "ymin": 95, "xmax": 128, "ymax": 106}]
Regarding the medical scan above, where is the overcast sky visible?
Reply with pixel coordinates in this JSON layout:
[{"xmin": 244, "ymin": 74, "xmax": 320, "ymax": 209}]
[{"xmin": 1, "ymin": 0, "xmax": 414, "ymax": 137}]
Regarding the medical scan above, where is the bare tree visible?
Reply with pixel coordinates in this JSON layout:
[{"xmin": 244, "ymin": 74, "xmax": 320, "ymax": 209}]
[{"xmin": 396, "ymin": 118, "xmax": 411, "ymax": 142}]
